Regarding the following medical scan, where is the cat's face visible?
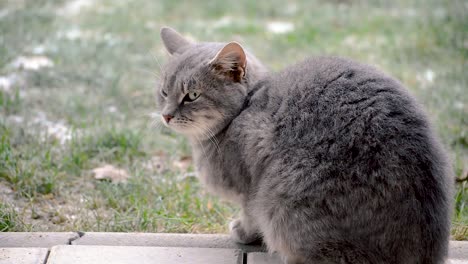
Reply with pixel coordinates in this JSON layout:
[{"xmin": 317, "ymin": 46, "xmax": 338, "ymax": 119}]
[{"xmin": 156, "ymin": 27, "xmax": 249, "ymax": 140}]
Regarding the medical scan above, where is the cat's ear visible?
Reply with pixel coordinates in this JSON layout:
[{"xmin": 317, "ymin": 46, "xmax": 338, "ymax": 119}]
[
  {"xmin": 209, "ymin": 42, "xmax": 247, "ymax": 82},
  {"xmin": 160, "ymin": 27, "xmax": 192, "ymax": 55}
]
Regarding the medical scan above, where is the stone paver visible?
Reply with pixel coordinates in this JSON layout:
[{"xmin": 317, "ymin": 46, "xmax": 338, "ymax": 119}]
[
  {"xmin": 0, "ymin": 233, "xmax": 467, "ymax": 264},
  {"xmin": 450, "ymin": 241, "xmax": 468, "ymax": 260},
  {"xmin": 0, "ymin": 232, "xmax": 79, "ymax": 248},
  {"xmin": 73, "ymin": 232, "xmax": 263, "ymax": 252},
  {"xmin": 247, "ymin": 252, "xmax": 282, "ymax": 264},
  {"xmin": 0, "ymin": 248, "xmax": 49, "ymax": 264},
  {"xmin": 46, "ymin": 245, "xmax": 241, "ymax": 264},
  {"xmin": 451, "ymin": 260, "xmax": 468, "ymax": 264}
]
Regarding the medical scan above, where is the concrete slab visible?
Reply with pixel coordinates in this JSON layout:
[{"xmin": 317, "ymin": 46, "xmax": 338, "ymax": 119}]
[
  {"xmin": 73, "ymin": 232, "xmax": 263, "ymax": 252},
  {"xmin": 450, "ymin": 241, "xmax": 468, "ymax": 260},
  {"xmin": 46, "ymin": 245, "xmax": 242, "ymax": 264},
  {"xmin": 0, "ymin": 232, "xmax": 79, "ymax": 248},
  {"xmin": 0, "ymin": 248, "xmax": 49, "ymax": 264},
  {"xmin": 450, "ymin": 260, "xmax": 468, "ymax": 264},
  {"xmin": 0, "ymin": 232, "xmax": 466, "ymax": 264},
  {"xmin": 247, "ymin": 252, "xmax": 282, "ymax": 264}
]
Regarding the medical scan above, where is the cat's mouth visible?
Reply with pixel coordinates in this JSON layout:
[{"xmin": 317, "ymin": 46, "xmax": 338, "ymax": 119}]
[
  {"xmin": 161, "ymin": 115, "xmax": 196, "ymax": 134},
  {"xmin": 161, "ymin": 115, "xmax": 217, "ymax": 140}
]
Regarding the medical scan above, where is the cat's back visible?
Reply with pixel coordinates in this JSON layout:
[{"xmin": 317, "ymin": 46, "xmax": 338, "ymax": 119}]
[
  {"xmin": 248, "ymin": 56, "xmax": 435, "ymax": 152},
  {"xmin": 245, "ymin": 56, "xmax": 451, "ymax": 197},
  {"xmin": 244, "ymin": 56, "xmax": 428, "ymax": 148}
]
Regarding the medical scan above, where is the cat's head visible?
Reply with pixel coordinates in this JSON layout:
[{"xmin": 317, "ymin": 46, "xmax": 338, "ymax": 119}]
[{"xmin": 156, "ymin": 27, "xmax": 265, "ymax": 140}]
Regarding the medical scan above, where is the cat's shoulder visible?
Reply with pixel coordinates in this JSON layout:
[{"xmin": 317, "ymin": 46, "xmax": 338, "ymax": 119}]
[{"xmin": 267, "ymin": 55, "xmax": 405, "ymax": 96}]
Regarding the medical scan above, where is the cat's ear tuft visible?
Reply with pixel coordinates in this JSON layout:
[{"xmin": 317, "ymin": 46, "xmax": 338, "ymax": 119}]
[
  {"xmin": 209, "ymin": 42, "xmax": 247, "ymax": 82},
  {"xmin": 160, "ymin": 27, "xmax": 192, "ymax": 55}
]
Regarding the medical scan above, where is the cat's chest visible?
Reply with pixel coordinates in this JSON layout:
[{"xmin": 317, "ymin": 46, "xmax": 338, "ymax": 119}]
[
  {"xmin": 195, "ymin": 111, "xmax": 274, "ymax": 175},
  {"xmin": 192, "ymin": 145, "xmax": 224, "ymax": 187},
  {"xmin": 193, "ymin": 154, "xmax": 215, "ymax": 185},
  {"xmin": 193, "ymin": 151, "xmax": 245, "ymax": 203}
]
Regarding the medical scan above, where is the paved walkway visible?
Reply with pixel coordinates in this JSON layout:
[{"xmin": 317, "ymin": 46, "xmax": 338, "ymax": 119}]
[{"xmin": 0, "ymin": 232, "xmax": 467, "ymax": 263}]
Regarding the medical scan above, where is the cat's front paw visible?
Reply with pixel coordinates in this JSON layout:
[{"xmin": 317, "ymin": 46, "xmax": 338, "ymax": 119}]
[{"xmin": 229, "ymin": 218, "xmax": 259, "ymax": 244}]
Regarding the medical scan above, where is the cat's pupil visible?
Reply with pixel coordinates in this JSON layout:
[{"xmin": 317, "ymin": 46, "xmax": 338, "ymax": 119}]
[{"xmin": 188, "ymin": 91, "xmax": 199, "ymax": 101}]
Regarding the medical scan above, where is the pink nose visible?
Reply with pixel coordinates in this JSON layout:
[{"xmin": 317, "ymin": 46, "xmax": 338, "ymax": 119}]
[{"xmin": 163, "ymin": 114, "xmax": 173, "ymax": 123}]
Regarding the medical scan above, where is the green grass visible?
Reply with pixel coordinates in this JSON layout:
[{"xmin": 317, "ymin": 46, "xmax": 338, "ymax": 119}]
[
  {"xmin": 0, "ymin": 203, "xmax": 23, "ymax": 232},
  {"xmin": 0, "ymin": 0, "xmax": 466, "ymax": 238}
]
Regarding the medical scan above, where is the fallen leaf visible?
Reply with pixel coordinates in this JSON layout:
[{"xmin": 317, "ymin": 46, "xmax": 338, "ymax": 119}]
[
  {"xmin": 172, "ymin": 156, "xmax": 192, "ymax": 171},
  {"xmin": 92, "ymin": 165, "xmax": 129, "ymax": 184},
  {"xmin": 11, "ymin": 56, "xmax": 54, "ymax": 70}
]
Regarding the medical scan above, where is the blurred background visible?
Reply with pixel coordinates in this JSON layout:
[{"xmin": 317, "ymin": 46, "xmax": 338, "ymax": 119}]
[{"xmin": 0, "ymin": 0, "xmax": 466, "ymax": 239}]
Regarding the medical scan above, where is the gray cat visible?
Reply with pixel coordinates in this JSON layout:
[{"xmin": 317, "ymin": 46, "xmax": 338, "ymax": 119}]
[{"xmin": 156, "ymin": 27, "xmax": 453, "ymax": 264}]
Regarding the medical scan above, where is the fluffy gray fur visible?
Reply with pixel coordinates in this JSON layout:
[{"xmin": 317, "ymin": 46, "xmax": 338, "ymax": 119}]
[{"xmin": 156, "ymin": 27, "xmax": 453, "ymax": 264}]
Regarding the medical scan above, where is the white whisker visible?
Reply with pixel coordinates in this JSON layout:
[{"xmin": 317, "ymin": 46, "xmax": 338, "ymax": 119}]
[
  {"xmin": 203, "ymin": 126, "xmax": 221, "ymax": 153},
  {"xmin": 143, "ymin": 111, "xmax": 166, "ymax": 133},
  {"xmin": 135, "ymin": 68, "xmax": 161, "ymax": 79},
  {"xmin": 187, "ymin": 123, "xmax": 208, "ymax": 160},
  {"xmin": 150, "ymin": 51, "xmax": 163, "ymax": 73},
  {"xmin": 190, "ymin": 122, "xmax": 221, "ymax": 156}
]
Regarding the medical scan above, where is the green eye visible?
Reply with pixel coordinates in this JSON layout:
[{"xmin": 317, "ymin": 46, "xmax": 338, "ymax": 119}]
[{"xmin": 185, "ymin": 91, "xmax": 201, "ymax": 102}]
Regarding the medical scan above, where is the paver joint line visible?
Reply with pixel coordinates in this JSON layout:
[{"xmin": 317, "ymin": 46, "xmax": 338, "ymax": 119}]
[
  {"xmin": 43, "ymin": 249, "xmax": 51, "ymax": 264},
  {"xmin": 242, "ymin": 252, "xmax": 248, "ymax": 264}
]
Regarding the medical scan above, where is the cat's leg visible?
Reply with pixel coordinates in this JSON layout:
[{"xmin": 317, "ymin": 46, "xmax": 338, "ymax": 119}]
[{"xmin": 229, "ymin": 209, "xmax": 260, "ymax": 244}]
